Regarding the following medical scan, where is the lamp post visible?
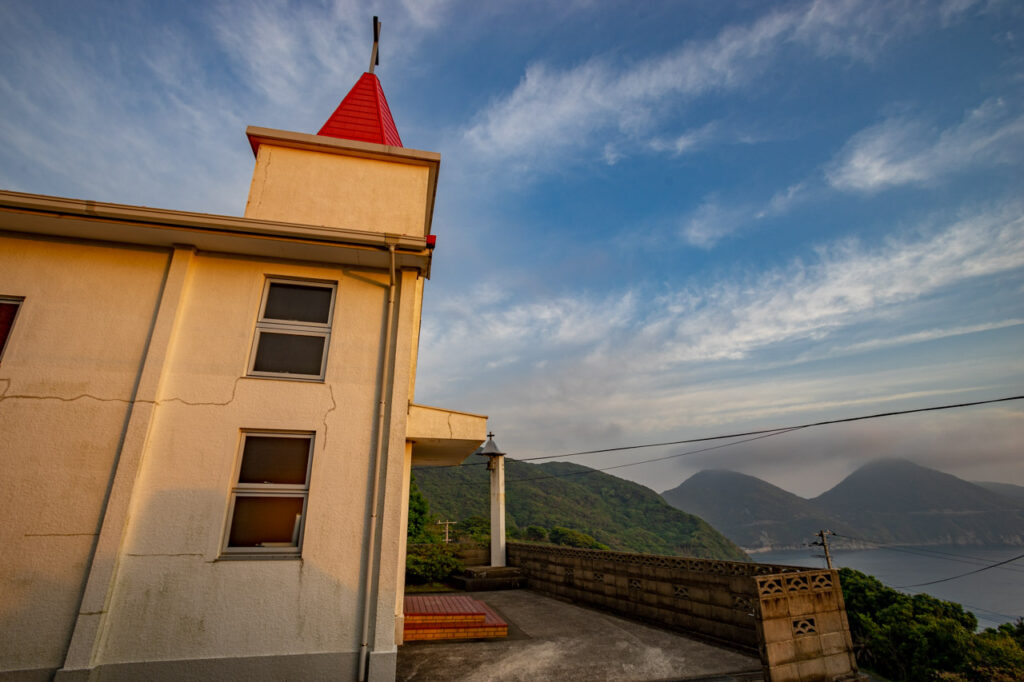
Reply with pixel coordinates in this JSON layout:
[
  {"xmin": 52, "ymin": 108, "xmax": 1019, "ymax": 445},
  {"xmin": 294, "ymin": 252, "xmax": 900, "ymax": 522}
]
[{"xmin": 474, "ymin": 433, "xmax": 506, "ymax": 567}]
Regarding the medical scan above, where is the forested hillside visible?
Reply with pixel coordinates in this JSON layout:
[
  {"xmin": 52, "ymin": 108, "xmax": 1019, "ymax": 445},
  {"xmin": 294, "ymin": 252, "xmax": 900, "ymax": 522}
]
[{"xmin": 413, "ymin": 459, "xmax": 748, "ymax": 561}]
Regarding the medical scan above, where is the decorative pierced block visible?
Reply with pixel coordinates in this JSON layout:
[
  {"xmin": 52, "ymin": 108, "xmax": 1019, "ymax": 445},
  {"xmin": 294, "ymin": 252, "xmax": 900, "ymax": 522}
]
[
  {"xmin": 564, "ymin": 567, "xmax": 574, "ymax": 583},
  {"xmin": 793, "ymin": 617, "xmax": 817, "ymax": 636},
  {"xmin": 810, "ymin": 572, "xmax": 834, "ymax": 590},
  {"xmin": 709, "ymin": 561, "xmax": 727, "ymax": 575},
  {"xmin": 758, "ymin": 576, "xmax": 785, "ymax": 596},
  {"xmin": 785, "ymin": 575, "xmax": 810, "ymax": 592},
  {"xmin": 592, "ymin": 572, "xmax": 604, "ymax": 583},
  {"xmin": 674, "ymin": 585, "xmax": 689, "ymax": 598},
  {"xmin": 733, "ymin": 596, "xmax": 754, "ymax": 611},
  {"xmin": 628, "ymin": 579, "xmax": 643, "ymax": 591}
]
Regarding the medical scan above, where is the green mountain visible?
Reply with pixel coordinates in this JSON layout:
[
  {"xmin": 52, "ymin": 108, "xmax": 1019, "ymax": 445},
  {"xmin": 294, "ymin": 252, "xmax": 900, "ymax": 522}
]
[
  {"xmin": 974, "ymin": 481, "xmax": 1024, "ymax": 505},
  {"xmin": 812, "ymin": 459, "xmax": 1024, "ymax": 546},
  {"xmin": 661, "ymin": 470, "xmax": 857, "ymax": 550},
  {"xmin": 412, "ymin": 458, "xmax": 748, "ymax": 562},
  {"xmin": 661, "ymin": 459, "xmax": 1024, "ymax": 550}
]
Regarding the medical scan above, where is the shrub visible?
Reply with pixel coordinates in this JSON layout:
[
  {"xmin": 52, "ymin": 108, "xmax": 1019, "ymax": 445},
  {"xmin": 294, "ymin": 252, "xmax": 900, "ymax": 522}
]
[
  {"xmin": 549, "ymin": 526, "xmax": 608, "ymax": 550},
  {"xmin": 405, "ymin": 543, "xmax": 463, "ymax": 585},
  {"xmin": 523, "ymin": 525, "xmax": 549, "ymax": 542}
]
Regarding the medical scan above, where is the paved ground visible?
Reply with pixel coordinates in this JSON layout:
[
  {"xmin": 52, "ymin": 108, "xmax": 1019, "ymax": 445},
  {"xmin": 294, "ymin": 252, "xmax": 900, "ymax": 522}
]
[{"xmin": 397, "ymin": 589, "xmax": 764, "ymax": 682}]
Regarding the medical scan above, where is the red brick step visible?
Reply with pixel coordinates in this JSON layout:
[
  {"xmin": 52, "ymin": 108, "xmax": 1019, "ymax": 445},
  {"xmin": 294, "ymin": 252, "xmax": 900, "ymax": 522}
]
[{"xmin": 403, "ymin": 595, "xmax": 508, "ymax": 641}]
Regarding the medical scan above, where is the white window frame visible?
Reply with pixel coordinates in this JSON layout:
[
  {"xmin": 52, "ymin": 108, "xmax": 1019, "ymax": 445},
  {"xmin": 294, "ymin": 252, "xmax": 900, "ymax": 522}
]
[
  {"xmin": 221, "ymin": 431, "xmax": 315, "ymax": 559},
  {"xmin": 0, "ymin": 296, "xmax": 24, "ymax": 365},
  {"xmin": 246, "ymin": 278, "xmax": 336, "ymax": 381}
]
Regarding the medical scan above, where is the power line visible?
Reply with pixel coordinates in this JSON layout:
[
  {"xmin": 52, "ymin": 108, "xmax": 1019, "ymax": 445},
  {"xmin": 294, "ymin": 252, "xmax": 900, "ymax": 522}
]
[
  {"xmin": 412, "ymin": 394, "xmax": 1024, "ymax": 473},
  {"xmin": 514, "ymin": 394, "xmax": 1024, "ymax": 462},
  {"xmin": 893, "ymin": 553, "xmax": 1024, "ymax": 588},
  {"xmin": 504, "ymin": 427, "xmax": 805, "ymax": 484}
]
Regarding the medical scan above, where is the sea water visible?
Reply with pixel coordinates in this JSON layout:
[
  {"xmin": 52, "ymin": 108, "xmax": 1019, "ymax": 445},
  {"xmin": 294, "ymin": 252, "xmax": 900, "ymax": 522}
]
[{"xmin": 754, "ymin": 545, "xmax": 1024, "ymax": 631}]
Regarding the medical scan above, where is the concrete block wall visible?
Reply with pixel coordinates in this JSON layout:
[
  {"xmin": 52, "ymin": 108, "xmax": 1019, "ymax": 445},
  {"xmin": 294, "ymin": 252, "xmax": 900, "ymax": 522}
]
[
  {"xmin": 507, "ymin": 543, "xmax": 860, "ymax": 682},
  {"xmin": 754, "ymin": 571, "xmax": 860, "ymax": 682}
]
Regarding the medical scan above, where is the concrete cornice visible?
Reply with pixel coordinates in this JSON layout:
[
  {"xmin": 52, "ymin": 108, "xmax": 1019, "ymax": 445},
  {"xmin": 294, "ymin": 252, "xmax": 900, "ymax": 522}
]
[
  {"xmin": 246, "ymin": 126, "xmax": 440, "ymax": 166},
  {"xmin": 0, "ymin": 189, "xmax": 433, "ymax": 276}
]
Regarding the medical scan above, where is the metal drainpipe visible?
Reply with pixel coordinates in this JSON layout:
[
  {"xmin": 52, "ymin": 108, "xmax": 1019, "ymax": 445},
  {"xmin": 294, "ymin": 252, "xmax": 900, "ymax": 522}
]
[{"xmin": 358, "ymin": 242, "xmax": 398, "ymax": 682}]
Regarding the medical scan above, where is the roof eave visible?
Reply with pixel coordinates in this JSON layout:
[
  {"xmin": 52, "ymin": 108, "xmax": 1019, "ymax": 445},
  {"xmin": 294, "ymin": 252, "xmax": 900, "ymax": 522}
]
[{"xmin": 0, "ymin": 189, "xmax": 433, "ymax": 277}]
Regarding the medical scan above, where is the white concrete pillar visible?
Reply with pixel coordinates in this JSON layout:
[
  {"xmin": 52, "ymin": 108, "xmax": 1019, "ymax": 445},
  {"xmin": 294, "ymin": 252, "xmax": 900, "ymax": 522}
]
[{"xmin": 489, "ymin": 454, "xmax": 506, "ymax": 567}]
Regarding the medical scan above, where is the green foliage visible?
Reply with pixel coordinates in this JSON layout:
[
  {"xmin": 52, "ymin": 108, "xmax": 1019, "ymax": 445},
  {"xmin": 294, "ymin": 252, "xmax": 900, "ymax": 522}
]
[
  {"xmin": 413, "ymin": 459, "xmax": 748, "ymax": 561},
  {"xmin": 407, "ymin": 475, "xmax": 434, "ymax": 543},
  {"xmin": 455, "ymin": 515, "xmax": 490, "ymax": 544},
  {"xmin": 991, "ymin": 618, "xmax": 1024, "ymax": 649},
  {"xmin": 405, "ymin": 543, "xmax": 463, "ymax": 585},
  {"xmin": 549, "ymin": 526, "xmax": 609, "ymax": 549},
  {"xmin": 523, "ymin": 525, "xmax": 548, "ymax": 542},
  {"xmin": 839, "ymin": 567, "xmax": 1024, "ymax": 681}
]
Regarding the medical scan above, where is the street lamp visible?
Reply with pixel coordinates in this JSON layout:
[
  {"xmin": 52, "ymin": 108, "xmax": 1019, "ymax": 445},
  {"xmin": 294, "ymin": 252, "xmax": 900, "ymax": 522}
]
[{"xmin": 474, "ymin": 433, "xmax": 506, "ymax": 567}]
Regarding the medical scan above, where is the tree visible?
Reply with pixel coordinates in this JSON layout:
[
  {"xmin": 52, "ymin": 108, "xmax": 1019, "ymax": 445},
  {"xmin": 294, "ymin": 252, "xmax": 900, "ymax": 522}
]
[
  {"xmin": 523, "ymin": 525, "xmax": 549, "ymax": 542},
  {"xmin": 839, "ymin": 568, "xmax": 1024, "ymax": 681},
  {"xmin": 549, "ymin": 527, "xmax": 608, "ymax": 550},
  {"xmin": 407, "ymin": 475, "xmax": 434, "ymax": 543}
]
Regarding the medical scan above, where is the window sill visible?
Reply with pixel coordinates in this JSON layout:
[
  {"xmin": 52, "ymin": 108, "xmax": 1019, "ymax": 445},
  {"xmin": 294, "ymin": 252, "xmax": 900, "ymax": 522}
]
[
  {"xmin": 216, "ymin": 553, "xmax": 303, "ymax": 562},
  {"xmin": 243, "ymin": 373, "xmax": 326, "ymax": 383}
]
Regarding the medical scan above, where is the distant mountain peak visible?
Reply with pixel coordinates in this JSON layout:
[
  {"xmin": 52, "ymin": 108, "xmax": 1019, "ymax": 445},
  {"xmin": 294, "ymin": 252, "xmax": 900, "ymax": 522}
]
[{"xmin": 661, "ymin": 459, "xmax": 1024, "ymax": 550}]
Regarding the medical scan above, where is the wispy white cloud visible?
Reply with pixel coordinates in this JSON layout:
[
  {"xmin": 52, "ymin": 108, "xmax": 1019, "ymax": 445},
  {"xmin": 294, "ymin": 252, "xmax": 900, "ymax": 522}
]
[
  {"xmin": 648, "ymin": 122, "xmax": 720, "ymax": 156},
  {"xmin": 756, "ymin": 181, "xmax": 811, "ymax": 218},
  {"xmin": 832, "ymin": 319, "xmax": 1024, "ymax": 355},
  {"xmin": 462, "ymin": 0, "xmax": 973, "ymax": 169},
  {"xmin": 826, "ymin": 98, "xmax": 1024, "ymax": 192},
  {"xmin": 653, "ymin": 204, "xmax": 1024, "ymax": 365},
  {"xmin": 680, "ymin": 198, "xmax": 750, "ymax": 248},
  {"xmin": 420, "ymin": 201, "xmax": 1024, "ymax": 432}
]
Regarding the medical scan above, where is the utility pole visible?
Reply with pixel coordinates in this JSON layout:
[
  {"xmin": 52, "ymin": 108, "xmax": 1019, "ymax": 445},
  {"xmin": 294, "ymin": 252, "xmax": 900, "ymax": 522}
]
[
  {"xmin": 811, "ymin": 529, "xmax": 836, "ymax": 570},
  {"xmin": 435, "ymin": 520, "xmax": 456, "ymax": 544}
]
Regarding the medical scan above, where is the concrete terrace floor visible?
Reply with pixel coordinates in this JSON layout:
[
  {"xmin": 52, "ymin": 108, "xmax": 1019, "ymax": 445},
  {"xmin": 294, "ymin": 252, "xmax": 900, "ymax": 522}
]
[{"xmin": 397, "ymin": 589, "xmax": 764, "ymax": 682}]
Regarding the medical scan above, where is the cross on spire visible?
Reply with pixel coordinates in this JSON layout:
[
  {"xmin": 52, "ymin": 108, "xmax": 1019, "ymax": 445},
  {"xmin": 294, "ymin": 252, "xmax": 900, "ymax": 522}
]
[{"xmin": 368, "ymin": 16, "xmax": 381, "ymax": 74}]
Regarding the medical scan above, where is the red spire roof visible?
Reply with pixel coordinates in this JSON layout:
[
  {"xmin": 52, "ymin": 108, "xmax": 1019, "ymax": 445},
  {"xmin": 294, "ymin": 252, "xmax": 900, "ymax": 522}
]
[{"xmin": 318, "ymin": 72, "xmax": 402, "ymax": 147}]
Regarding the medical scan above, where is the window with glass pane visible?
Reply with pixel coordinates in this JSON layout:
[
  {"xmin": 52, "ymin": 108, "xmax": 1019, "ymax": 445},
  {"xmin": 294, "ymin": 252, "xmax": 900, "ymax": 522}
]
[
  {"xmin": 224, "ymin": 433, "xmax": 313, "ymax": 557},
  {"xmin": 248, "ymin": 279, "xmax": 335, "ymax": 380},
  {"xmin": 0, "ymin": 297, "xmax": 22, "ymax": 364}
]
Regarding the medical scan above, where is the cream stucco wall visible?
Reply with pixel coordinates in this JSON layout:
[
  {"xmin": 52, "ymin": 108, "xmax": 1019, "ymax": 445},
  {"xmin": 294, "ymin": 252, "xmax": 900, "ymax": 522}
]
[
  {"xmin": 0, "ymin": 234, "xmax": 170, "ymax": 675},
  {"xmin": 91, "ymin": 255, "xmax": 419, "ymax": 674},
  {"xmin": 245, "ymin": 145, "xmax": 433, "ymax": 238},
  {"xmin": 0, "ymin": 233, "xmax": 424, "ymax": 680}
]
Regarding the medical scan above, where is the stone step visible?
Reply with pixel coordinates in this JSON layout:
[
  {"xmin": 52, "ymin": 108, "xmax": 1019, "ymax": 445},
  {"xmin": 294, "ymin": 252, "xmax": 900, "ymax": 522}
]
[{"xmin": 447, "ymin": 565, "xmax": 524, "ymax": 591}]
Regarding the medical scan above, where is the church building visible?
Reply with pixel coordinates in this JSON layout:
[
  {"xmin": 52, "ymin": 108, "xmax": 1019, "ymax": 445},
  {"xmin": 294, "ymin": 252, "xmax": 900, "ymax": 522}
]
[{"xmin": 0, "ymin": 41, "xmax": 485, "ymax": 681}]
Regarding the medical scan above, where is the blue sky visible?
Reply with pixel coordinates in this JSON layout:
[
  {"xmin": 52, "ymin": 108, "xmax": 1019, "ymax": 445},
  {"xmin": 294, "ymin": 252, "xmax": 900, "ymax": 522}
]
[{"xmin": 2, "ymin": 0, "xmax": 1022, "ymax": 496}]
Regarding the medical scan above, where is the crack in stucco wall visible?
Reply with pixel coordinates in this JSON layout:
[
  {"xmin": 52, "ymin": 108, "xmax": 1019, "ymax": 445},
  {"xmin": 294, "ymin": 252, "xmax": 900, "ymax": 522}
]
[
  {"xmin": 124, "ymin": 553, "xmax": 203, "ymax": 558},
  {"xmin": 0, "ymin": 376, "xmax": 248, "ymax": 409},
  {"xmin": 321, "ymin": 384, "xmax": 337, "ymax": 449}
]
